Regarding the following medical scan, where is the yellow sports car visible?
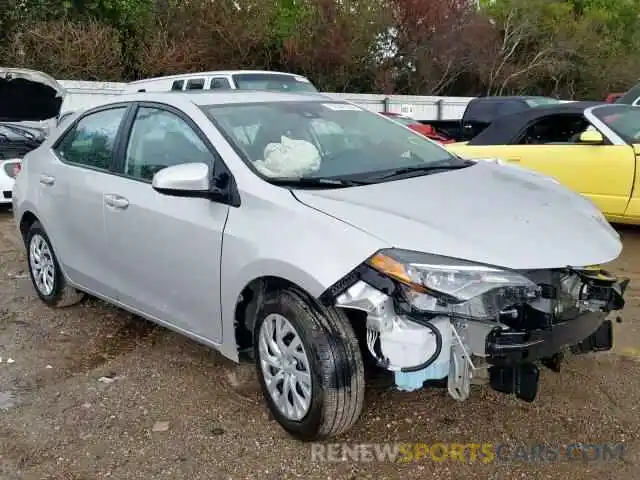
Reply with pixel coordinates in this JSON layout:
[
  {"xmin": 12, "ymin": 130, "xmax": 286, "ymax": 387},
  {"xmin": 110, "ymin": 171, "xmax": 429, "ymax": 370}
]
[{"xmin": 446, "ymin": 102, "xmax": 640, "ymax": 224}]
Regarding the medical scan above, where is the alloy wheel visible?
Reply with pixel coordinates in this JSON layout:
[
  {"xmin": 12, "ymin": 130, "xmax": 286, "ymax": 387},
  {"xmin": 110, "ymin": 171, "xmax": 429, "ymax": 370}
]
[
  {"xmin": 258, "ymin": 313, "xmax": 312, "ymax": 421},
  {"xmin": 29, "ymin": 233, "xmax": 55, "ymax": 296}
]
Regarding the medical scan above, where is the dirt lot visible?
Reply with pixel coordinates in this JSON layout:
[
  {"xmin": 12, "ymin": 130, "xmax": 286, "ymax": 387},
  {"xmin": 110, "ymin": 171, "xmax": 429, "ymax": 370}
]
[{"xmin": 1, "ymin": 209, "xmax": 640, "ymax": 480}]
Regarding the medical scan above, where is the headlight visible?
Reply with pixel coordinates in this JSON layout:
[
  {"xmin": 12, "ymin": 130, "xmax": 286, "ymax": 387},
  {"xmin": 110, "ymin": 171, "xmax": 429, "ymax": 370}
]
[
  {"xmin": 368, "ymin": 249, "xmax": 537, "ymax": 302},
  {"xmin": 367, "ymin": 249, "xmax": 539, "ymax": 319}
]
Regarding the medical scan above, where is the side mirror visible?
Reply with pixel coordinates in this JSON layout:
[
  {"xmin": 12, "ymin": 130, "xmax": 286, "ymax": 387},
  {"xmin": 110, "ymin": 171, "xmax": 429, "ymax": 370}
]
[
  {"xmin": 152, "ymin": 162, "xmax": 211, "ymax": 197},
  {"xmin": 579, "ymin": 130, "xmax": 604, "ymax": 144}
]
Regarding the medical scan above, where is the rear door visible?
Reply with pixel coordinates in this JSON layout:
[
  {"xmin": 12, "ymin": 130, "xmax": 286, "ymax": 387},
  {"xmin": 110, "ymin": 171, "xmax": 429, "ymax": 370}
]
[
  {"xmin": 100, "ymin": 102, "xmax": 228, "ymax": 342},
  {"xmin": 46, "ymin": 104, "xmax": 132, "ymax": 294}
]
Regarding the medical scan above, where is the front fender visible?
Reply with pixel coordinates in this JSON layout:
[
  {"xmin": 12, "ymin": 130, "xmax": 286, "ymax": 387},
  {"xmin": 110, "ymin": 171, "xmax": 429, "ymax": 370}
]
[{"xmin": 219, "ymin": 189, "xmax": 387, "ymax": 353}]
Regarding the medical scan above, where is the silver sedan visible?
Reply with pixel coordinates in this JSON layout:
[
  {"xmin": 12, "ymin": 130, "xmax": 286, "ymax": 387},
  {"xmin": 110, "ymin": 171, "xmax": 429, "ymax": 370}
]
[{"xmin": 12, "ymin": 90, "xmax": 628, "ymax": 440}]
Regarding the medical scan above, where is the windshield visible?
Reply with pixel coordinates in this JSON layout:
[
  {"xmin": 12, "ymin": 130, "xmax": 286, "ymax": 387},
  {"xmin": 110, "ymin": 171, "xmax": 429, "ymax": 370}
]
[
  {"xmin": 590, "ymin": 105, "xmax": 640, "ymax": 143},
  {"xmin": 201, "ymin": 101, "xmax": 462, "ymax": 182},
  {"xmin": 232, "ymin": 74, "xmax": 318, "ymax": 93},
  {"xmin": 525, "ymin": 98, "xmax": 563, "ymax": 108}
]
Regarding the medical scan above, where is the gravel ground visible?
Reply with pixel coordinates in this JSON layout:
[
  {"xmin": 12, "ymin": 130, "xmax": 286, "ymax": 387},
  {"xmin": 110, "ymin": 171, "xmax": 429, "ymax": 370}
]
[{"xmin": 1, "ymin": 208, "xmax": 640, "ymax": 479}]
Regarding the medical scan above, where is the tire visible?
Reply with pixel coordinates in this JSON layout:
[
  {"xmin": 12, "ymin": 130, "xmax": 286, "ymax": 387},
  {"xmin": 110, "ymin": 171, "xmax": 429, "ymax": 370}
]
[
  {"xmin": 25, "ymin": 221, "xmax": 85, "ymax": 308},
  {"xmin": 253, "ymin": 286, "xmax": 365, "ymax": 441}
]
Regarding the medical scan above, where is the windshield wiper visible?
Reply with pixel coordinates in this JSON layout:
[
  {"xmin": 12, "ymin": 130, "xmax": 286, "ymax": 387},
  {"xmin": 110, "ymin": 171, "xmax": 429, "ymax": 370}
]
[
  {"xmin": 366, "ymin": 160, "xmax": 475, "ymax": 182},
  {"xmin": 268, "ymin": 177, "xmax": 370, "ymax": 188}
]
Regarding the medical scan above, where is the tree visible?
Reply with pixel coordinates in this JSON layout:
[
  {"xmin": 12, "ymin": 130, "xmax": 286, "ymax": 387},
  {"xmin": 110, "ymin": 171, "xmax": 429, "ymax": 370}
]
[
  {"xmin": 2, "ymin": 0, "xmax": 640, "ymax": 98},
  {"xmin": 380, "ymin": 0, "xmax": 486, "ymax": 95}
]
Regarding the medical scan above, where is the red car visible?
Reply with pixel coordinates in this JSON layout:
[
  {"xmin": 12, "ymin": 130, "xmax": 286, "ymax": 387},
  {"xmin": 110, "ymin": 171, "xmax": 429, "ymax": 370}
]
[
  {"xmin": 605, "ymin": 93, "xmax": 624, "ymax": 103},
  {"xmin": 380, "ymin": 112, "xmax": 454, "ymax": 144}
]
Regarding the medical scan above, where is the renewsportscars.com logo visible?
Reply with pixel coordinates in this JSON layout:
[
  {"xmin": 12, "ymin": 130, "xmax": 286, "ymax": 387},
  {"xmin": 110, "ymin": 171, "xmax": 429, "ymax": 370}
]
[{"xmin": 310, "ymin": 442, "xmax": 625, "ymax": 463}]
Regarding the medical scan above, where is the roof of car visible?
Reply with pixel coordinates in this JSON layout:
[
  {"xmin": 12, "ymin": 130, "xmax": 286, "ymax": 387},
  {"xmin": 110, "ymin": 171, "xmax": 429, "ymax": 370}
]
[
  {"xmin": 127, "ymin": 70, "xmax": 311, "ymax": 84},
  {"xmin": 103, "ymin": 90, "xmax": 334, "ymax": 108},
  {"xmin": 470, "ymin": 95, "xmax": 556, "ymax": 102},
  {"xmin": 468, "ymin": 101, "xmax": 606, "ymax": 145}
]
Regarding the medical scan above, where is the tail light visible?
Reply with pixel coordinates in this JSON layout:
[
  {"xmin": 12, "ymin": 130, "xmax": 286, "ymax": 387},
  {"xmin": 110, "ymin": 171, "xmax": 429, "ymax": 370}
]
[{"xmin": 3, "ymin": 160, "xmax": 22, "ymax": 179}]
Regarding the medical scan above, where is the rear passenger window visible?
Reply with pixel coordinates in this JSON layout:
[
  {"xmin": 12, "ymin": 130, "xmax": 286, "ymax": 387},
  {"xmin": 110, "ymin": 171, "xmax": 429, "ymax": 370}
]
[
  {"xmin": 171, "ymin": 80, "xmax": 184, "ymax": 91},
  {"xmin": 186, "ymin": 78, "xmax": 205, "ymax": 90},
  {"xmin": 210, "ymin": 77, "xmax": 231, "ymax": 89},
  {"xmin": 54, "ymin": 107, "xmax": 127, "ymax": 170}
]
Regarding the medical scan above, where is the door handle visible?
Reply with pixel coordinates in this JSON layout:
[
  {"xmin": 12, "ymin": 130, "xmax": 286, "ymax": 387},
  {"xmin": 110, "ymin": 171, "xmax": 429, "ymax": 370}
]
[
  {"xmin": 104, "ymin": 194, "xmax": 129, "ymax": 210},
  {"xmin": 39, "ymin": 175, "xmax": 55, "ymax": 186}
]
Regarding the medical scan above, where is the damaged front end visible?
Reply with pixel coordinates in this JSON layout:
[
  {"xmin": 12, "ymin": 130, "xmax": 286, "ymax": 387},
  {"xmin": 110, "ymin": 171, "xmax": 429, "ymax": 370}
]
[{"xmin": 320, "ymin": 249, "xmax": 629, "ymax": 403}]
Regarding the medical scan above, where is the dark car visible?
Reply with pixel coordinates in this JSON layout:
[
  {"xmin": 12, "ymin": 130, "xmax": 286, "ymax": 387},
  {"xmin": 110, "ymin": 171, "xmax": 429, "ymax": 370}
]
[
  {"xmin": 425, "ymin": 96, "xmax": 563, "ymax": 142},
  {"xmin": 459, "ymin": 96, "xmax": 562, "ymax": 140}
]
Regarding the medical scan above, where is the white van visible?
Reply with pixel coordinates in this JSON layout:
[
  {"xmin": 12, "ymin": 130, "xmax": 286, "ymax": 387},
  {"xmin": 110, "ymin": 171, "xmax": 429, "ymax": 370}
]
[{"xmin": 124, "ymin": 70, "xmax": 318, "ymax": 94}]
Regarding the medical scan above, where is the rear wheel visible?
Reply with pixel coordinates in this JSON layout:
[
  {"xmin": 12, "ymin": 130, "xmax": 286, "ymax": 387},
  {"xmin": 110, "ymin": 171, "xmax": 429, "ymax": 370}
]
[
  {"xmin": 254, "ymin": 286, "xmax": 365, "ymax": 440},
  {"xmin": 26, "ymin": 221, "xmax": 85, "ymax": 307}
]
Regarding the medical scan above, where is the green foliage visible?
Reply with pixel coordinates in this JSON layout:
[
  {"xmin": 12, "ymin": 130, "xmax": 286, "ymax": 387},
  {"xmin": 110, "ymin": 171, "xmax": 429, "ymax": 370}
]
[
  {"xmin": 479, "ymin": 0, "xmax": 640, "ymax": 97},
  {"xmin": 68, "ymin": 0, "xmax": 154, "ymax": 26},
  {"xmin": 271, "ymin": 0, "xmax": 314, "ymax": 40},
  {"xmin": 2, "ymin": 0, "xmax": 640, "ymax": 98}
]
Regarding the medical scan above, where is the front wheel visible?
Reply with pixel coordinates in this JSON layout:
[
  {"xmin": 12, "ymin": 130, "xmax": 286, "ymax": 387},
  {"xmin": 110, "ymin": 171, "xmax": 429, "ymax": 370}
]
[
  {"xmin": 254, "ymin": 287, "xmax": 365, "ymax": 441},
  {"xmin": 25, "ymin": 221, "xmax": 85, "ymax": 307}
]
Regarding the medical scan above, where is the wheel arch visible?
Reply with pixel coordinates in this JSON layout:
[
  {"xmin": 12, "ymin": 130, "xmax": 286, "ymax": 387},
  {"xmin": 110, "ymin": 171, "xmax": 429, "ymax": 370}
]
[
  {"xmin": 232, "ymin": 274, "xmax": 319, "ymax": 353},
  {"xmin": 231, "ymin": 272, "xmax": 368, "ymax": 358},
  {"xmin": 18, "ymin": 209, "xmax": 40, "ymax": 242}
]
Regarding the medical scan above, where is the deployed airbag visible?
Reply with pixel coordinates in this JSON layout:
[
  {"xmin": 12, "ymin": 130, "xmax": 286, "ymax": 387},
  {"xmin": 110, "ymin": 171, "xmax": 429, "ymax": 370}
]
[{"xmin": 254, "ymin": 136, "xmax": 321, "ymax": 177}]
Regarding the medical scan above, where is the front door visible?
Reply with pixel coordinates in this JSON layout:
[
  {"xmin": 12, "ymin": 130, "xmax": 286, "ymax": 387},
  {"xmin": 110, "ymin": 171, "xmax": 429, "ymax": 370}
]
[
  {"xmin": 513, "ymin": 144, "xmax": 635, "ymax": 216},
  {"xmin": 511, "ymin": 114, "xmax": 636, "ymax": 215},
  {"xmin": 102, "ymin": 104, "xmax": 229, "ymax": 343}
]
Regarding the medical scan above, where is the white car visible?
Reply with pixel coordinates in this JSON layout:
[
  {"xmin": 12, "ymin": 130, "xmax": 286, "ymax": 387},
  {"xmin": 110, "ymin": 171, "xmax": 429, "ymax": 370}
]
[
  {"xmin": 123, "ymin": 70, "xmax": 319, "ymax": 94},
  {"xmin": 0, "ymin": 67, "xmax": 64, "ymax": 204},
  {"xmin": 0, "ymin": 158, "xmax": 20, "ymax": 205},
  {"xmin": 12, "ymin": 90, "xmax": 629, "ymax": 441}
]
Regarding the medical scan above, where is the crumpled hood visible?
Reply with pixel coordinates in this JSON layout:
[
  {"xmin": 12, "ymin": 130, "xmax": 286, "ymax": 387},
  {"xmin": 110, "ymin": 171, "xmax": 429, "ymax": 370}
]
[
  {"xmin": 293, "ymin": 161, "xmax": 622, "ymax": 270},
  {"xmin": 0, "ymin": 68, "xmax": 65, "ymax": 121}
]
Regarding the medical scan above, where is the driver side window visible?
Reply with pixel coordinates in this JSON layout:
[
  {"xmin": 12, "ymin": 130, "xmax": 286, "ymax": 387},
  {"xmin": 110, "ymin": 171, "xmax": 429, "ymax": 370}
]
[
  {"xmin": 124, "ymin": 107, "xmax": 215, "ymax": 182},
  {"xmin": 517, "ymin": 114, "xmax": 592, "ymax": 145}
]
